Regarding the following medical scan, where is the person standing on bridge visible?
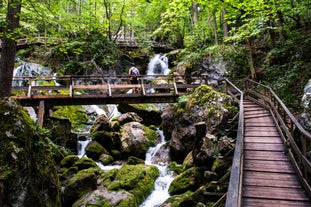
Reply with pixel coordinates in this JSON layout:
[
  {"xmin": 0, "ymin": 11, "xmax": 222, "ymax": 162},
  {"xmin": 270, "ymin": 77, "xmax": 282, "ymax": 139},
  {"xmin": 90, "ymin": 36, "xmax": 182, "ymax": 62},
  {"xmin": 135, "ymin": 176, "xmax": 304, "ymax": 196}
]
[{"xmin": 128, "ymin": 63, "xmax": 140, "ymax": 93}]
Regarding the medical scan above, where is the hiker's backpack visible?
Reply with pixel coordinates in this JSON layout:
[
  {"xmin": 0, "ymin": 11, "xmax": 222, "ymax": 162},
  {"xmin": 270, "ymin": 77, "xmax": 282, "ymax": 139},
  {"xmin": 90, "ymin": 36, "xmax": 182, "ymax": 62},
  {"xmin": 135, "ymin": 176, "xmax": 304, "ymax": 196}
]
[{"xmin": 131, "ymin": 67, "xmax": 138, "ymax": 78}]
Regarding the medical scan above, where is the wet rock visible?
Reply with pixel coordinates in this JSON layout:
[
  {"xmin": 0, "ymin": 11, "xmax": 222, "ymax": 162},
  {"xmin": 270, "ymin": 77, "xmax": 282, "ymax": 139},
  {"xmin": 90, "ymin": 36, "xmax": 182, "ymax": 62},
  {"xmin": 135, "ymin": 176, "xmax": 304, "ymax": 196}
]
[
  {"xmin": 85, "ymin": 141, "xmax": 108, "ymax": 160},
  {"xmin": 168, "ymin": 167, "xmax": 204, "ymax": 195}
]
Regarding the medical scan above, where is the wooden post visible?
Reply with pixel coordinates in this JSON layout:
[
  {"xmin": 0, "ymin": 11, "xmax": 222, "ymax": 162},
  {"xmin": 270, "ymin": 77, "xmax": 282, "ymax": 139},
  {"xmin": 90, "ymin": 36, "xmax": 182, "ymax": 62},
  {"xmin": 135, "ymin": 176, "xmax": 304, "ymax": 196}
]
[{"xmin": 37, "ymin": 100, "xmax": 45, "ymax": 127}]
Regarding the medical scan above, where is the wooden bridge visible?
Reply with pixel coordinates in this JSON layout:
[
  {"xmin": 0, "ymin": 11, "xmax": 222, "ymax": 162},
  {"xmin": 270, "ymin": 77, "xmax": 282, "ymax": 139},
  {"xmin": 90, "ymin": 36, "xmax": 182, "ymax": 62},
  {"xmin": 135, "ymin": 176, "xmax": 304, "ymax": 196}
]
[
  {"xmin": 11, "ymin": 74, "xmax": 203, "ymax": 125},
  {"xmin": 225, "ymin": 79, "xmax": 311, "ymax": 207}
]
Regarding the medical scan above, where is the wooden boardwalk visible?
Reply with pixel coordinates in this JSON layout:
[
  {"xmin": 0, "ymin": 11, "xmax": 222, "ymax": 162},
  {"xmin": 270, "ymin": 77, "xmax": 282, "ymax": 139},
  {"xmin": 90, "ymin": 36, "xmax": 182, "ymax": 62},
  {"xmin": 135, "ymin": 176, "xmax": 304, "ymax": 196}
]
[{"xmin": 242, "ymin": 100, "xmax": 311, "ymax": 206}]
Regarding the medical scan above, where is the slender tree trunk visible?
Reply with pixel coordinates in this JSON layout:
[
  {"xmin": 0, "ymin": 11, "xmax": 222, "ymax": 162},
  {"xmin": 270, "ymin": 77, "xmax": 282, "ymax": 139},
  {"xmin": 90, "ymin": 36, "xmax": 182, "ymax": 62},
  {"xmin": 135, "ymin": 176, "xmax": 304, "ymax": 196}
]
[
  {"xmin": 213, "ymin": 14, "xmax": 218, "ymax": 45},
  {"xmin": 246, "ymin": 39, "xmax": 256, "ymax": 79},
  {"xmin": 222, "ymin": 8, "xmax": 229, "ymax": 38},
  {"xmin": 0, "ymin": 0, "xmax": 22, "ymax": 98},
  {"xmin": 193, "ymin": 2, "xmax": 198, "ymax": 26}
]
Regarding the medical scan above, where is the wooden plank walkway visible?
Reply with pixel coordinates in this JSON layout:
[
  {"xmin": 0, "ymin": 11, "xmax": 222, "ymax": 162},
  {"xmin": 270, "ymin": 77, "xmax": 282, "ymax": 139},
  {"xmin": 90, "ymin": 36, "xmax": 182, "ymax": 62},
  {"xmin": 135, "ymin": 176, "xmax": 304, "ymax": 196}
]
[{"xmin": 242, "ymin": 100, "xmax": 311, "ymax": 207}]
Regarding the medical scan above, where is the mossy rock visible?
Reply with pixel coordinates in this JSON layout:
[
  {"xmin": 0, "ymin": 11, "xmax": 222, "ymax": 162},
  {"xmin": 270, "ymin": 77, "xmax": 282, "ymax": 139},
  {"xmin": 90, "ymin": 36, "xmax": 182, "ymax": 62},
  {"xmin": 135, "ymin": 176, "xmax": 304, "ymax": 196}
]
[
  {"xmin": 127, "ymin": 156, "xmax": 145, "ymax": 165},
  {"xmin": 73, "ymin": 157, "xmax": 98, "ymax": 170},
  {"xmin": 104, "ymin": 164, "xmax": 159, "ymax": 206},
  {"xmin": 99, "ymin": 154, "xmax": 114, "ymax": 165},
  {"xmin": 85, "ymin": 141, "xmax": 108, "ymax": 160},
  {"xmin": 60, "ymin": 155, "xmax": 80, "ymax": 168},
  {"xmin": 63, "ymin": 168, "xmax": 99, "ymax": 206},
  {"xmin": 0, "ymin": 98, "xmax": 62, "ymax": 206},
  {"xmin": 169, "ymin": 167, "xmax": 204, "ymax": 195}
]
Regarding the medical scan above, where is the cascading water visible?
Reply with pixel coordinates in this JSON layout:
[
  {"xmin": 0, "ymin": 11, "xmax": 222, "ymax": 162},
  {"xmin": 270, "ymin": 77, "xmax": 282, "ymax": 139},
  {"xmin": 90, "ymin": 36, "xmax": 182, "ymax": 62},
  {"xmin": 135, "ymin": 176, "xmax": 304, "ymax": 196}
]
[
  {"xmin": 140, "ymin": 130, "xmax": 174, "ymax": 207},
  {"xmin": 147, "ymin": 54, "xmax": 170, "ymax": 76}
]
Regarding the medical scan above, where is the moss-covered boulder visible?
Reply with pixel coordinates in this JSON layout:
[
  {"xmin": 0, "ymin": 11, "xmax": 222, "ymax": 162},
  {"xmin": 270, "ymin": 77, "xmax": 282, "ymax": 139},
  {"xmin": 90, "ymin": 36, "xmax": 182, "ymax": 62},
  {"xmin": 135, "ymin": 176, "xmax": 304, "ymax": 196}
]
[
  {"xmin": 60, "ymin": 155, "xmax": 80, "ymax": 168},
  {"xmin": 63, "ymin": 168, "xmax": 100, "ymax": 206},
  {"xmin": 0, "ymin": 98, "xmax": 61, "ymax": 207},
  {"xmin": 85, "ymin": 140, "xmax": 108, "ymax": 160},
  {"xmin": 168, "ymin": 167, "xmax": 204, "ymax": 195},
  {"xmin": 99, "ymin": 153, "xmax": 114, "ymax": 165},
  {"xmin": 73, "ymin": 164, "xmax": 159, "ymax": 207},
  {"xmin": 120, "ymin": 122, "xmax": 158, "ymax": 159}
]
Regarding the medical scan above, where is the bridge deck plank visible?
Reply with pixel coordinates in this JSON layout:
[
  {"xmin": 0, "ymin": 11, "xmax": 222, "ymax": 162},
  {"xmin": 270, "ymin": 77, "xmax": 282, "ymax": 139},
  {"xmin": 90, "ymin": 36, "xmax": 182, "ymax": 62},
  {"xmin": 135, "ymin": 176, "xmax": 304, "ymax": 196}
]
[{"xmin": 242, "ymin": 99, "xmax": 311, "ymax": 207}]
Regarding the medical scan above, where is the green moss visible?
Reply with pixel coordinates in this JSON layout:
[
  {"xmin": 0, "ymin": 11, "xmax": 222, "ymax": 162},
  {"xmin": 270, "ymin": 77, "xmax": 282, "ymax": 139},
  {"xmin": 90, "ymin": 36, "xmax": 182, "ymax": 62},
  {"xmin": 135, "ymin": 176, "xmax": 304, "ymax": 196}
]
[
  {"xmin": 143, "ymin": 126, "xmax": 158, "ymax": 144},
  {"xmin": 169, "ymin": 167, "xmax": 204, "ymax": 195},
  {"xmin": 52, "ymin": 105, "xmax": 89, "ymax": 131},
  {"xmin": 105, "ymin": 164, "xmax": 159, "ymax": 205}
]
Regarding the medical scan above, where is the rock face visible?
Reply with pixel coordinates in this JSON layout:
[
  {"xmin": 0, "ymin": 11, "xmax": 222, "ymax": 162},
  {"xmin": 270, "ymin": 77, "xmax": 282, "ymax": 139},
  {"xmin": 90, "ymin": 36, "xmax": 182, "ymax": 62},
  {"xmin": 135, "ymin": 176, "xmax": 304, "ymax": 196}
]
[
  {"xmin": 161, "ymin": 85, "xmax": 237, "ymax": 163},
  {"xmin": 0, "ymin": 98, "xmax": 61, "ymax": 207}
]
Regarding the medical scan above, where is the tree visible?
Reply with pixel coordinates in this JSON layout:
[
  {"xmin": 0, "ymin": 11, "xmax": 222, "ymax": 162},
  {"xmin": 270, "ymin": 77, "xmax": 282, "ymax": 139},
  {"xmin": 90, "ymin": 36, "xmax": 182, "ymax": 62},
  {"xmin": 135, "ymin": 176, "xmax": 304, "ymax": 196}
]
[{"xmin": 0, "ymin": 0, "xmax": 22, "ymax": 98}]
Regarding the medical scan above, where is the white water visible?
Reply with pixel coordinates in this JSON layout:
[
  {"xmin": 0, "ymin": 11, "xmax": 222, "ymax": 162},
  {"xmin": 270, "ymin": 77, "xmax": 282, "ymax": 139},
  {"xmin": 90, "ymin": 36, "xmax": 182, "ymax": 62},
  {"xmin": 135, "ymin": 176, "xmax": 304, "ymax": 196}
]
[
  {"xmin": 140, "ymin": 130, "xmax": 174, "ymax": 207},
  {"xmin": 147, "ymin": 54, "xmax": 170, "ymax": 76}
]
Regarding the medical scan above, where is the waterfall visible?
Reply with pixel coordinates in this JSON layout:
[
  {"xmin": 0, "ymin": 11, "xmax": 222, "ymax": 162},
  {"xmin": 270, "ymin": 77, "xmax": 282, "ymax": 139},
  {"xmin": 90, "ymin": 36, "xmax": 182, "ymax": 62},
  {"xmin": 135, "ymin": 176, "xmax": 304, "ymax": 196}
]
[
  {"xmin": 147, "ymin": 54, "xmax": 170, "ymax": 76},
  {"xmin": 140, "ymin": 130, "xmax": 174, "ymax": 207}
]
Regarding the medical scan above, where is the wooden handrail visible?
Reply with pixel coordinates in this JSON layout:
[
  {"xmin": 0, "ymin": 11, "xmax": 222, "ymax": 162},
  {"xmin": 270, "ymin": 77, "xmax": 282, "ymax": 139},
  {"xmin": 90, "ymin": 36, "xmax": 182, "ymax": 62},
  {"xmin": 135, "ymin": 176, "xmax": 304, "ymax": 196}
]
[
  {"xmin": 11, "ymin": 74, "xmax": 203, "ymax": 100},
  {"xmin": 224, "ymin": 78, "xmax": 244, "ymax": 207},
  {"xmin": 244, "ymin": 78, "xmax": 311, "ymax": 198}
]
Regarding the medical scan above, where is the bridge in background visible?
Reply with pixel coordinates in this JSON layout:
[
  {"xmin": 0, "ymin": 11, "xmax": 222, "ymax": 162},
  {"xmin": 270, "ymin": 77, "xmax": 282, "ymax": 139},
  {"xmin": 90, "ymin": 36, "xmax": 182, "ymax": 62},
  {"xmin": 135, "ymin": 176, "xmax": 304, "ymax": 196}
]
[{"xmin": 0, "ymin": 37, "xmax": 170, "ymax": 52}]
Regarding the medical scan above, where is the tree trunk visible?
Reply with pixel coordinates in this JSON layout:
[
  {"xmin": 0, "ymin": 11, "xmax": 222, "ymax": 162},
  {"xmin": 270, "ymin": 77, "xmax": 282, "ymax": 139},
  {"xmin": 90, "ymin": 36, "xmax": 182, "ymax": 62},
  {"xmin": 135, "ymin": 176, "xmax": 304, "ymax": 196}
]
[
  {"xmin": 193, "ymin": 2, "xmax": 198, "ymax": 26},
  {"xmin": 246, "ymin": 39, "xmax": 256, "ymax": 80},
  {"xmin": 222, "ymin": 8, "xmax": 229, "ymax": 38},
  {"xmin": 0, "ymin": 0, "xmax": 22, "ymax": 98},
  {"xmin": 213, "ymin": 14, "xmax": 218, "ymax": 45}
]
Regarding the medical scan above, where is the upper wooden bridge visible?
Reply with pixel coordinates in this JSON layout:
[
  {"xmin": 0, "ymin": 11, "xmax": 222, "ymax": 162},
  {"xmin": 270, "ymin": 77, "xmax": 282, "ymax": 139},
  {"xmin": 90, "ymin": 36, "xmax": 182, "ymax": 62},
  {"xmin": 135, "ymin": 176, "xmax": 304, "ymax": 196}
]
[{"xmin": 224, "ymin": 79, "xmax": 311, "ymax": 207}]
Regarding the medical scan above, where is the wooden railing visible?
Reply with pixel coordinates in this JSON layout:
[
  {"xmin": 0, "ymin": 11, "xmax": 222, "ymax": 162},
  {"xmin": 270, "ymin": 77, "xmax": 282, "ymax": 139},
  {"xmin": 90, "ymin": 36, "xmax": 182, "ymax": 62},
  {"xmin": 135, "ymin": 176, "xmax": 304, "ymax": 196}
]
[
  {"xmin": 11, "ymin": 74, "xmax": 206, "ymax": 100},
  {"xmin": 244, "ymin": 79, "xmax": 311, "ymax": 198},
  {"xmin": 224, "ymin": 79, "xmax": 244, "ymax": 207}
]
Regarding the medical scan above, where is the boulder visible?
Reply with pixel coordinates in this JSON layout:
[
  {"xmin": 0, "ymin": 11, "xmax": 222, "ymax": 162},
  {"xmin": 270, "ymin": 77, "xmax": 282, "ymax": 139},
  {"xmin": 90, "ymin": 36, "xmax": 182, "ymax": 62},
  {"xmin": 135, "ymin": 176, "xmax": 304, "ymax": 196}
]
[
  {"xmin": 85, "ymin": 141, "xmax": 109, "ymax": 160},
  {"xmin": 90, "ymin": 114, "xmax": 111, "ymax": 133},
  {"xmin": 118, "ymin": 112, "xmax": 143, "ymax": 125},
  {"xmin": 63, "ymin": 168, "xmax": 99, "ymax": 206},
  {"xmin": 74, "ymin": 164, "xmax": 159, "ymax": 207},
  {"xmin": 120, "ymin": 122, "xmax": 157, "ymax": 159},
  {"xmin": 168, "ymin": 167, "xmax": 204, "ymax": 195}
]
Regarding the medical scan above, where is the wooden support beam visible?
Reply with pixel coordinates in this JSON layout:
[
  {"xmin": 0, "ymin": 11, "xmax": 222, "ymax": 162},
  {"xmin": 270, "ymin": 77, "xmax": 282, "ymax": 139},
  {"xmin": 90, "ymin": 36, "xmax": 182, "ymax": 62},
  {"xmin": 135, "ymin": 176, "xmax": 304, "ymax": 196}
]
[{"xmin": 37, "ymin": 100, "xmax": 45, "ymax": 126}]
